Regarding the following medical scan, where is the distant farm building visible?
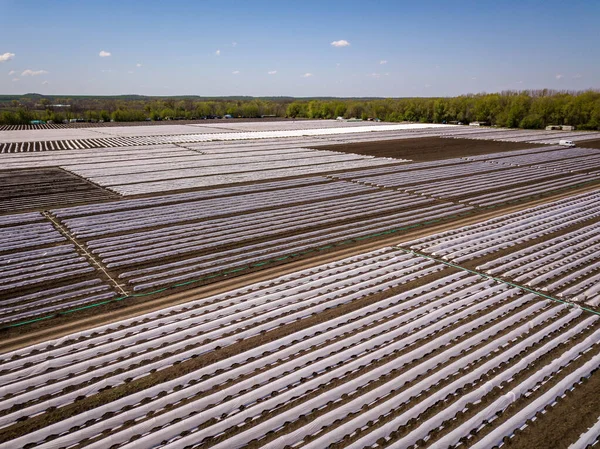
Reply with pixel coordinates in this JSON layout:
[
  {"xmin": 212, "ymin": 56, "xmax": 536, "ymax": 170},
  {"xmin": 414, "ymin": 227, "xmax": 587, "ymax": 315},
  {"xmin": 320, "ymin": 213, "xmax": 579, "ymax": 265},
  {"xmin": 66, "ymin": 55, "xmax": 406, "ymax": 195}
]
[{"xmin": 546, "ymin": 125, "xmax": 576, "ymax": 131}]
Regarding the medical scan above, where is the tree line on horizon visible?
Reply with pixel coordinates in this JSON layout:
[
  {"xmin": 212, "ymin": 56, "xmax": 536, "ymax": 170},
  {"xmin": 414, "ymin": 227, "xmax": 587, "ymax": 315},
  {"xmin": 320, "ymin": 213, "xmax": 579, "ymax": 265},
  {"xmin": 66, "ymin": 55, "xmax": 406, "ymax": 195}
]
[{"xmin": 1, "ymin": 89, "xmax": 599, "ymax": 130}]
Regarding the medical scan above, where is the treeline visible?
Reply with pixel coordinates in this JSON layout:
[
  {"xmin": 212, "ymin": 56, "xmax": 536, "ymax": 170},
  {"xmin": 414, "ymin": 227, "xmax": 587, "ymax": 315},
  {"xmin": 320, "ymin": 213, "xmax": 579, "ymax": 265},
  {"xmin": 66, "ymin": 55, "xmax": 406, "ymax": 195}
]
[
  {"xmin": 1, "ymin": 90, "xmax": 599, "ymax": 130},
  {"xmin": 286, "ymin": 90, "xmax": 600, "ymax": 130},
  {"xmin": 0, "ymin": 98, "xmax": 287, "ymax": 125}
]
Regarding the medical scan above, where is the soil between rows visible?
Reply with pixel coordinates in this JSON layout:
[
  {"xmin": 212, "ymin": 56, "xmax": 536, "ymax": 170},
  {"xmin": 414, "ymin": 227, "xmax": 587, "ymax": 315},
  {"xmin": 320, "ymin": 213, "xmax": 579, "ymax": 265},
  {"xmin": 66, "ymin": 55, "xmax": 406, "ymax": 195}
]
[
  {"xmin": 505, "ymin": 363, "xmax": 600, "ymax": 449},
  {"xmin": 0, "ymin": 168, "xmax": 118, "ymax": 213},
  {"xmin": 1, "ymin": 182, "xmax": 598, "ymax": 351}
]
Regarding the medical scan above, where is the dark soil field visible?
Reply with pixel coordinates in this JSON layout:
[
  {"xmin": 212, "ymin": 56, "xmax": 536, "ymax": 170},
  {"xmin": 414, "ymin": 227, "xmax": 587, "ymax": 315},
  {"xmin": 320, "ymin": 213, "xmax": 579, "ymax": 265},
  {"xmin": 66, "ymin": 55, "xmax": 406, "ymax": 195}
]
[
  {"xmin": 312, "ymin": 137, "xmax": 548, "ymax": 161},
  {"xmin": 0, "ymin": 168, "xmax": 118, "ymax": 212},
  {"xmin": 579, "ymin": 138, "xmax": 600, "ymax": 149}
]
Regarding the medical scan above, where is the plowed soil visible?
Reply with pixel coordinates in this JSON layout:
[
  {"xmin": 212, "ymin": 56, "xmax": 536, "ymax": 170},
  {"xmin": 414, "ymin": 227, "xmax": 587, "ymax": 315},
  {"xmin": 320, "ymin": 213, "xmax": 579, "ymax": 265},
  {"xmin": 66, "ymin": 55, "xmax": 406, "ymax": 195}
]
[
  {"xmin": 579, "ymin": 139, "xmax": 600, "ymax": 149},
  {"xmin": 0, "ymin": 168, "xmax": 118, "ymax": 213},
  {"xmin": 504, "ymin": 367, "xmax": 600, "ymax": 449},
  {"xmin": 312, "ymin": 137, "xmax": 547, "ymax": 161}
]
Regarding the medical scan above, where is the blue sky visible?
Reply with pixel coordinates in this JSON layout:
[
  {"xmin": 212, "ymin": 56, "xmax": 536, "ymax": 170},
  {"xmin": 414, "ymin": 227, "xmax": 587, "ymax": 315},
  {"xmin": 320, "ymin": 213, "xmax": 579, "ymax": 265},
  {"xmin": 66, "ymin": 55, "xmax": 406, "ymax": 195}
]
[{"xmin": 0, "ymin": 0, "xmax": 598, "ymax": 97}]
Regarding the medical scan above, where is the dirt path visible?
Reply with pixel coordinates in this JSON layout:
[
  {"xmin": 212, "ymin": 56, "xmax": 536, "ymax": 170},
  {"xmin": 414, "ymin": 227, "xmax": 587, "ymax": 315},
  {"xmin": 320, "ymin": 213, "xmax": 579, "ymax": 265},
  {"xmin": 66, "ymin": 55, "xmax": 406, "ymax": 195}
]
[{"xmin": 2, "ymin": 182, "xmax": 598, "ymax": 353}]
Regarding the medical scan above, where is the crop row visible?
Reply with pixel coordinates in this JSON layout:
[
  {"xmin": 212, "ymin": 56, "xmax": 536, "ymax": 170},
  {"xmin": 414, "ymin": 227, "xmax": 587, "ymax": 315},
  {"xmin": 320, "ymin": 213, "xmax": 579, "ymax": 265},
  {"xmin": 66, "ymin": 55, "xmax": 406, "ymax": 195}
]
[
  {"xmin": 338, "ymin": 160, "xmax": 506, "ymax": 187},
  {"xmin": 448, "ymin": 128, "xmax": 600, "ymax": 144},
  {"xmin": 407, "ymin": 169, "xmax": 595, "ymax": 204},
  {"xmin": 0, "ymin": 217, "xmax": 117, "ymax": 324},
  {"xmin": 51, "ymin": 176, "xmax": 333, "ymax": 219},
  {"xmin": 471, "ymin": 146, "xmax": 598, "ymax": 167},
  {"xmin": 58, "ymin": 180, "xmax": 376, "ymax": 237},
  {"xmin": 462, "ymin": 145, "xmax": 565, "ymax": 161},
  {"xmin": 62, "ymin": 187, "xmax": 471, "ymax": 291},
  {"xmin": 331, "ymin": 157, "xmax": 469, "ymax": 179},
  {"xmin": 0, "ymin": 250, "xmax": 442, "ymax": 440},
  {"xmin": 478, "ymin": 222, "xmax": 600, "ymax": 306},
  {"xmin": 0, "ymin": 168, "xmax": 117, "ymax": 213},
  {"xmin": 338, "ymin": 153, "xmax": 600, "ymax": 208},
  {"xmin": 2, "ymin": 248, "xmax": 598, "ymax": 449},
  {"xmin": 408, "ymin": 190, "xmax": 600, "ymax": 263},
  {"xmin": 407, "ymin": 190, "xmax": 600, "ymax": 306},
  {"xmin": 69, "ymin": 152, "xmax": 390, "ymax": 189},
  {"xmin": 0, "ymin": 123, "xmax": 453, "ymax": 153}
]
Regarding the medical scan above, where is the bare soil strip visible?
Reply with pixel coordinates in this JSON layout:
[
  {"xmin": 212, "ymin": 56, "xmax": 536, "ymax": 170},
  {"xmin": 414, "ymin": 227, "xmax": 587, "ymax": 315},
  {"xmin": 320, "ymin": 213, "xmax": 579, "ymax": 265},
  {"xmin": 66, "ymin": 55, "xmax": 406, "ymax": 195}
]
[{"xmin": 41, "ymin": 212, "xmax": 129, "ymax": 296}]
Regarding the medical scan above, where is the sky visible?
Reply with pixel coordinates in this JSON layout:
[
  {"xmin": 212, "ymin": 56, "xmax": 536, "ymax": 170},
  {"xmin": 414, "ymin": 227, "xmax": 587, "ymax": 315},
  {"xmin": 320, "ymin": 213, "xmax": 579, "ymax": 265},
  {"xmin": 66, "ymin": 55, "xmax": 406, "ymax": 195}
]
[{"xmin": 0, "ymin": 0, "xmax": 599, "ymax": 97}]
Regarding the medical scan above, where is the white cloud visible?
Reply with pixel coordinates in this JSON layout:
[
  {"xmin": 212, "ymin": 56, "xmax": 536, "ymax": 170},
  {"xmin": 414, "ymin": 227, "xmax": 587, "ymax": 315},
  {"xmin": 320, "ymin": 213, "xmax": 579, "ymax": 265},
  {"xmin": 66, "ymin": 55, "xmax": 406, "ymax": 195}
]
[
  {"xmin": 517, "ymin": 80, "xmax": 523, "ymax": 84},
  {"xmin": 232, "ymin": 70, "xmax": 240, "ymax": 74},
  {"xmin": 99, "ymin": 50, "xmax": 111, "ymax": 57},
  {"xmin": 8, "ymin": 70, "xmax": 15, "ymax": 75},
  {"xmin": 302, "ymin": 73, "xmax": 313, "ymax": 78},
  {"xmin": 336, "ymin": 63, "xmax": 340, "ymax": 67},
  {"xmin": 0, "ymin": 52, "xmax": 15, "ymax": 62},
  {"xmin": 573, "ymin": 73, "xmax": 582, "ymax": 79},
  {"xmin": 136, "ymin": 63, "xmax": 142, "ymax": 67},
  {"xmin": 232, "ymin": 41, "xmax": 237, "ymax": 47},
  {"xmin": 556, "ymin": 74, "xmax": 564, "ymax": 79},
  {"xmin": 42, "ymin": 80, "xmax": 49, "ymax": 85},
  {"xmin": 331, "ymin": 39, "xmax": 350, "ymax": 47},
  {"xmin": 368, "ymin": 73, "xmax": 381, "ymax": 79},
  {"xmin": 21, "ymin": 69, "xmax": 48, "ymax": 76},
  {"xmin": 127, "ymin": 70, "xmax": 134, "ymax": 74},
  {"xmin": 101, "ymin": 69, "xmax": 114, "ymax": 73},
  {"xmin": 12, "ymin": 78, "xmax": 19, "ymax": 82},
  {"xmin": 383, "ymin": 72, "xmax": 390, "ymax": 76},
  {"xmin": 471, "ymin": 76, "xmax": 477, "ymax": 80},
  {"xmin": 424, "ymin": 84, "xmax": 431, "ymax": 88},
  {"xmin": 268, "ymin": 70, "xmax": 277, "ymax": 75},
  {"xmin": 215, "ymin": 49, "xmax": 221, "ymax": 56},
  {"xmin": 379, "ymin": 60, "xmax": 387, "ymax": 65}
]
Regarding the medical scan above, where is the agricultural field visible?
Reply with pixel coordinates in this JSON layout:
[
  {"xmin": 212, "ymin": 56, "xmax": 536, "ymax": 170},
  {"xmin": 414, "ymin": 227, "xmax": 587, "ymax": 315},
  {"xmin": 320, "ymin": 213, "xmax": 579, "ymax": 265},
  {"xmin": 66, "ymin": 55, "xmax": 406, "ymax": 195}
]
[
  {"xmin": 313, "ymin": 137, "xmax": 548, "ymax": 161},
  {"xmin": 0, "ymin": 168, "xmax": 117, "ymax": 213},
  {"xmin": 1, "ymin": 120, "xmax": 600, "ymax": 448}
]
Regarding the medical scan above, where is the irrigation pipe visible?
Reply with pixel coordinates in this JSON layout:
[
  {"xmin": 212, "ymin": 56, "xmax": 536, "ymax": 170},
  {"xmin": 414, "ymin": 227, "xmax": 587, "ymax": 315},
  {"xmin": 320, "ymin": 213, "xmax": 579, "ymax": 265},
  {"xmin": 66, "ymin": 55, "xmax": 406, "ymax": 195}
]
[{"xmin": 393, "ymin": 246, "xmax": 600, "ymax": 318}]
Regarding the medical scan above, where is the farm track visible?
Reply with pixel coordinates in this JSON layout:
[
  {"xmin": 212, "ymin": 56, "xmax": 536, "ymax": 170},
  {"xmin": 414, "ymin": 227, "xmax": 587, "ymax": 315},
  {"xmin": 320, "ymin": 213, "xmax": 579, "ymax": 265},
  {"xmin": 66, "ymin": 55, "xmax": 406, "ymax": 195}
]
[{"xmin": 1, "ymin": 180, "xmax": 597, "ymax": 352}]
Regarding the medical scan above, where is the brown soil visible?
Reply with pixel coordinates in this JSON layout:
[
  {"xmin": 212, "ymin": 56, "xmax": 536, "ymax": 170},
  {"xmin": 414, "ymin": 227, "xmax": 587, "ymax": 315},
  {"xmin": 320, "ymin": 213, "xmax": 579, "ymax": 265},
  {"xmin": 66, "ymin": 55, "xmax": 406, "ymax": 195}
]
[
  {"xmin": 579, "ymin": 139, "xmax": 600, "ymax": 150},
  {"xmin": 0, "ymin": 168, "xmax": 118, "ymax": 213},
  {"xmin": 505, "ymin": 365, "xmax": 600, "ymax": 449},
  {"xmin": 311, "ymin": 137, "xmax": 548, "ymax": 162}
]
